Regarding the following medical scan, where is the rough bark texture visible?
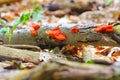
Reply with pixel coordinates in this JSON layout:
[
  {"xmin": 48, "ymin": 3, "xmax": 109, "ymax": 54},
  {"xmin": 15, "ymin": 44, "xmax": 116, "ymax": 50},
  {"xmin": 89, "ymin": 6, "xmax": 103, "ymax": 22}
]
[
  {"xmin": 0, "ymin": 23, "xmax": 119, "ymax": 48},
  {"xmin": 0, "ymin": 45, "xmax": 40, "ymax": 64},
  {"xmin": 13, "ymin": 60, "xmax": 120, "ymax": 80},
  {"xmin": 0, "ymin": 0, "xmax": 20, "ymax": 4},
  {"xmin": 3, "ymin": 44, "xmax": 41, "ymax": 51}
]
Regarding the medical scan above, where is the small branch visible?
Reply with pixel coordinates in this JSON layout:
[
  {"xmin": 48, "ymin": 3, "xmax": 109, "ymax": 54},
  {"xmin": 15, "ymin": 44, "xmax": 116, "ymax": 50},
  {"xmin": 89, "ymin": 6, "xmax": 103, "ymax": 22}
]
[
  {"xmin": 3, "ymin": 44, "xmax": 41, "ymax": 52},
  {"xmin": 0, "ymin": 45, "xmax": 40, "ymax": 64}
]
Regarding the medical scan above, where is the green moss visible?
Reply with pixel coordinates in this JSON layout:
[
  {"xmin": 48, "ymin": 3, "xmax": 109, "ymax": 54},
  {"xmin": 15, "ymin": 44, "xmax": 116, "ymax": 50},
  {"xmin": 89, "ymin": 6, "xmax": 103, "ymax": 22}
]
[{"xmin": 114, "ymin": 25, "xmax": 120, "ymax": 34}]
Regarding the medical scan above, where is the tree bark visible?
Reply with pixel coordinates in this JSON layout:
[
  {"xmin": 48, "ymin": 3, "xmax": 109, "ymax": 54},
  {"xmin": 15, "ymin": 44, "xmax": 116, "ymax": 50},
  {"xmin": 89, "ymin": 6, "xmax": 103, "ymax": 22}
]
[
  {"xmin": 0, "ymin": 45, "xmax": 40, "ymax": 64},
  {"xmin": 0, "ymin": 23, "xmax": 119, "ymax": 48},
  {"xmin": 0, "ymin": 0, "xmax": 20, "ymax": 4},
  {"xmin": 13, "ymin": 60, "xmax": 120, "ymax": 80}
]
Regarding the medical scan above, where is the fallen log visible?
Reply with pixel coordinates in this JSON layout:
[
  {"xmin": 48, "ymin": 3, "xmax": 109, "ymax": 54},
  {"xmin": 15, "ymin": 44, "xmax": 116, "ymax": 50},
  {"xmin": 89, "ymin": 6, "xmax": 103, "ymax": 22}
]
[
  {"xmin": 0, "ymin": 45, "xmax": 40, "ymax": 64},
  {"xmin": 0, "ymin": 23, "xmax": 120, "ymax": 48},
  {"xmin": 0, "ymin": 0, "xmax": 20, "ymax": 4},
  {"xmin": 13, "ymin": 60, "xmax": 120, "ymax": 80}
]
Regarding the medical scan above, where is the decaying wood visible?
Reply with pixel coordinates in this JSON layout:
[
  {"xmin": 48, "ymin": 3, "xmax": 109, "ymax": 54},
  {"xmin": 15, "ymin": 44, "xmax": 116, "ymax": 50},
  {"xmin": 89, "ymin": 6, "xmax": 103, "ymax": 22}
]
[
  {"xmin": 0, "ymin": 69, "xmax": 29, "ymax": 80},
  {"xmin": 13, "ymin": 60, "xmax": 120, "ymax": 80},
  {"xmin": 3, "ymin": 44, "xmax": 41, "ymax": 51},
  {"xmin": 0, "ymin": 45, "xmax": 40, "ymax": 64},
  {"xmin": 0, "ymin": 0, "xmax": 20, "ymax": 4},
  {"xmin": 0, "ymin": 61, "xmax": 21, "ymax": 69},
  {"xmin": 0, "ymin": 23, "xmax": 120, "ymax": 48}
]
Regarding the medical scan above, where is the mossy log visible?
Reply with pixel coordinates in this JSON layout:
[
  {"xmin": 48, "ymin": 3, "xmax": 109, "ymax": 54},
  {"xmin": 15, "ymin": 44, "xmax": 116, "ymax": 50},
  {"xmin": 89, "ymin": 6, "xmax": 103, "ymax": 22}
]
[
  {"xmin": 0, "ymin": 23, "xmax": 120, "ymax": 48},
  {"xmin": 0, "ymin": 45, "xmax": 40, "ymax": 64}
]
